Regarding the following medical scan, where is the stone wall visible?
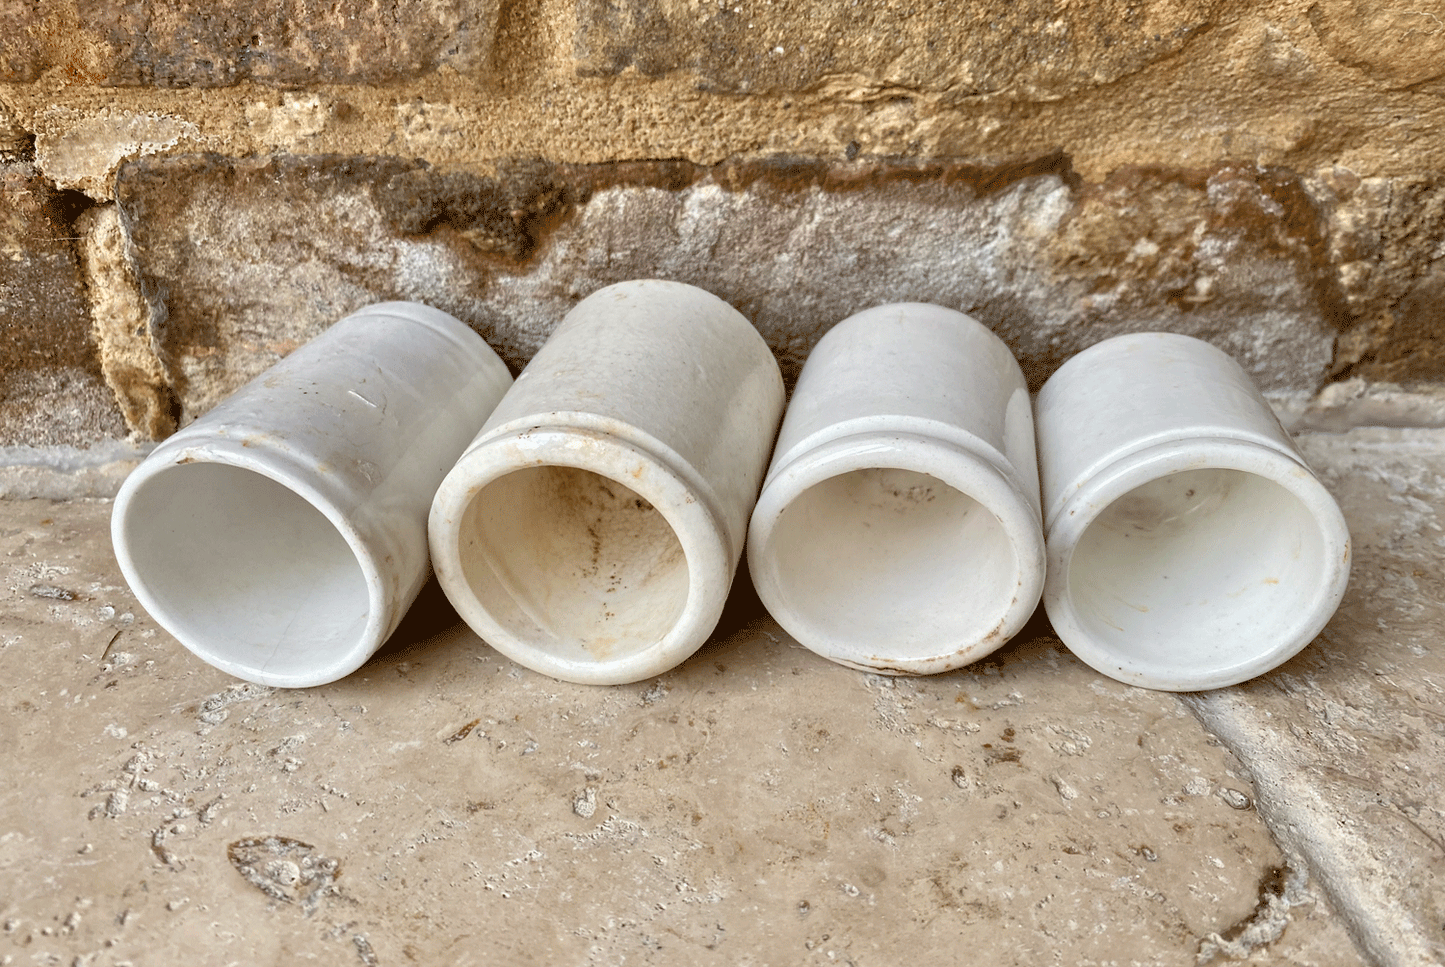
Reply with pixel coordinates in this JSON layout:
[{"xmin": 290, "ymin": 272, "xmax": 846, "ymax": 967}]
[{"xmin": 1, "ymin": 0, "xmax": 1443, "ymax": 451}]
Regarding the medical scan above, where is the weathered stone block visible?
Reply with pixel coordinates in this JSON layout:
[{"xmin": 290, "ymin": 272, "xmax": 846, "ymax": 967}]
[
  {"xmin": 78, "ymin": 205, "xmax": 177, "ymax": 439},
  {"xmin": 36, "ymin": 111, "xmax": 201, "ymax": 199},
  {"xmin": 1310, "ymin": 0, "xmax": 1445, "ymax": 90},
  {"xmin": 519, "ymin": 160, "xmax": 1340, "ymax": 391},
  {"xmin": 1310, "ymin": 172, "xmax": 1445, "ymax": 383},
  {"xmin": 0, "ymin": 100, "xmax": 27, "ymax": 157},
  {"xmin": 0, "ymin": 164, "xmax": 127, "ymax": 446},
  {"xmin": 575, "ymin": 0, "xmax": 1238, "ymax": 99},
  {"xmin": 116, "ymin": 153, "xmax": 566, "ymax": 419},
  {"xmin": 0, "ymin": 0, "xmax": 43, "ymax": 82},
  {"xmin": 116, "ymin": 152, "xmax": 1341, "ymax": 427},
  {"xmin": 6, "ymin": 0, "xmax": 497, "ymax": 88}
]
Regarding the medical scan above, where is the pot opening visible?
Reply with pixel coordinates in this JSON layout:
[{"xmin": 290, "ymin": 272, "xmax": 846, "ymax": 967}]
[
  {"xmin": 1067, "ymin": 467, "xmax": 1327, "ymax": 676},
  {"xmin": 457, "ymin": 465, "xmax": 690, "ymax": 662},
  {"xmin": 120, "ymin": 461, "xmax": 370, "ymax": 681},
  {"xmin": 764, "ymin": 467, "xmax": 1016, "ymax": 662}
]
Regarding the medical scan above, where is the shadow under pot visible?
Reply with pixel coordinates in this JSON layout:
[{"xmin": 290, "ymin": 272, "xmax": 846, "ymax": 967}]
[{"xmin": 428, "ymin": 279, "xmax": 785, "ymax": 685}]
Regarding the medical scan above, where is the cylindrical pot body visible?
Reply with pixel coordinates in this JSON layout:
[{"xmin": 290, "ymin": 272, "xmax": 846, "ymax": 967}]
[
  {"xmin": 112, "ymin": 302, "xmax": 514, "ymax": 688},
  {"xmin": 429, "ymin": 279, "xmax": 785, "ymax": 685},
  {"xmin": 1036, "ymin": 332, "xmax": 1351, "ymax": 691},
  {"xmin": 747, "ymin": 303, "xmax": 1045, "ymax": 675}
]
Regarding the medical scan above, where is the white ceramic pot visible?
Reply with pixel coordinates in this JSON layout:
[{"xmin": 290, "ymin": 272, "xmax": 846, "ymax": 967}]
[
  {"xmin": 746, "ymin": 303, "xmax": 1045, "ymax": 675},
  {"xmin": 429, "ymin": 279, "xmax": 785, "ymax": 685},
  {"xmin": 112, "ymin": 302, "xmax": 513, "ymax": 688},
  {"xmin": 1036, "ymin": 332, "xmax": 1351, "ymax": 691}
]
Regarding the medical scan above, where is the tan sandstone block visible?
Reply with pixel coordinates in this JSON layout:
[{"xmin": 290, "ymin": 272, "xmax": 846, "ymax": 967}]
[
  {"xmin": 1310, "ymin": 0, "xmax": 1445, "ymax": 90},
  {"xmin": 76, "ymin": 205, "xmax": 176, "ymax": 440},
  {"xmin": 574, "ymin": 0, "xmax": 1243, "ymax": 100},
  {"xmin": 0, "ymin": 100, "xmax": 28, "ymax": 156},
  {"xmin": 0, "ymin": 163, "xmax": 126, "ymax": 447},
  {"xmin": 114, "ymin": 153, "xmax": 1341, "ymax": 426},
  {"xmin": 4, "ymin": 0, "xmax": 498, "ymax": 88},
  {"xmin": 0, "ymin": 0, "xmax": 43, "ymax": 82},
  {"xmin": 1308, "ymin": 172, "xmax": 1445, "ymax": 384}
]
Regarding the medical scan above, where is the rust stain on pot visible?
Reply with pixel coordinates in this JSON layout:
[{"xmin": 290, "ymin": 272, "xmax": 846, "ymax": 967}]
[{"xmin": 585, "ymin": 635, "xmax": 618, "ymax": 659}]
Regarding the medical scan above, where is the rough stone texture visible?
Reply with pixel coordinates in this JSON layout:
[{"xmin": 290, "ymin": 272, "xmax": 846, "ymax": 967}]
[
  {"xmin": 113, "ymin": 153, "xmax": 569, "ymax": 421},
  {"xmin": 111, "ymin": 153, "xmax": 1341, "ymax": 427},
  {"xmin": 0, "ymin": 163, "xmax": 127, "ymax": 447},
  {"xmin": 575, "ymin": 0, "xmax": 1238, "ymax": 99},
  {"xmin": 0, "ymin": 497, "xmax": 1364, "ymax": 966},
  {"xmin": 0, "ymin": 166, "xmax": 90, "ymax": 369},
  {"xmin": 0, "ymin": 0, "xmax": 1441, "ymax": 184},
  {"xmin": 1278, "ymin": 378, "xmax": 1445, "ymax": 434},
  {"xmin": 0, "ymin": 0, "xmax": 43, "ymax": 83},
  {"xmin": 0, "ymin": 0, "xmax": 1443, "ymax": 443},
  {"xmin": 0, "ymin": 441, "xmax": 152, "ymax": 499},
  {"xmin": 1308, "ymin": 172, "xmax": 1445, "ymax": 385},
  {"xmin": 77, "ymin": 205, "xmax": 176, "ymax": 439},
  {"xmin": 1308, "ymin": 0, "xmax": 1445, "ymax": 91},
  {"xmin": 0, "ymin": 370, "xmax": 129, "ymax": 449},
  {"xmin": 246, "ymin": 93, "xmax": 338, "ymax": 152},
  {"xmin": 37, "ymin": 110, "xmax": 201, "ymax": 200},
  {"xmin": 1189, "ymin": 427, "xmax": 1445, "ymax": 967},
  {"xmin": 4, "ymin": 0, "xmax": 499, "ymax": 88},
  {"xmin": 0, "ymin": 0, "xmax": 1441, "ymax": 183},
  {"xmin": 0, "ymin": 100, "xmax": 26, "ymax": 157}
]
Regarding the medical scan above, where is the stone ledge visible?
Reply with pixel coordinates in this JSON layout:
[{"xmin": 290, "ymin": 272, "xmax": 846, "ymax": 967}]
[
  {"xmin": 1188, "ymin": 426, "xmax": 1445, "ymax": 967},
  {"xmin": 0, "ymin": 495, "xmax": 1365, "ymax": 965},
  {"xmin": 10, "ymin": 385, "xmax": 1443, "ymax": 501},
  {"xmin": 0, "ymin": 441, "xmax": 151, "ymax": 499}
]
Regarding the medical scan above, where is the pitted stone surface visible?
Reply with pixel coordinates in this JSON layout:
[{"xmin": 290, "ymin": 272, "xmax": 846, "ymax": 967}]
[
  {"xmin": 76, "ymin": 205, "xmax": 176, "ymax": 439},
  {"xmin": 0, "ymin": 497, "xmax": 1362, "ymax": 965},
  {"xmin": 36, "ymin": 110, "xmax": 201, "ymax": 199},
  {"xmin": 2, "ymin": 0, "xmax": 498, "ymax": 88},
  {"xmin": 0, "ymin": 163, "xmax": 126, "ymax": 447},
  {"xmin": 0, "ymin": 1, "xmax": 1443, "ymax": 433},
  {"xmin": 112, "ymin": 154, "xmax": 1340, "ymax": 427},
  {"xmin": 0, "ymin": 101, "xmax": 27, "ymax": 156},
  {"xmin": 114, "ymin": 154, "xmax": 567, "ymax": 420},
  {"xmin": 1308, "ymin": 172, "xmax": 1445, "ymax": 384},
  {"xmin": 1189, "ymin": 427, "xmax": 1445, "ymax": 967},
  {"xmin": 1308, "ymin": 0, "xmax": 1445, "ymax": 91},
  {"xmin": 574, "ymin": 0, "xmax": 1238, "ymax": 100},
  {"xmin": 0, "ymin": 0, "xmax": 42, "ymax": 83}
]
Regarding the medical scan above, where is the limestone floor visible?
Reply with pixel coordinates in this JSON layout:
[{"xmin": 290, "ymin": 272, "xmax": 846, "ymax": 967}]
[{"xmin": 2, "ymin": 427, "xmax": 1442, "ymax": 967}]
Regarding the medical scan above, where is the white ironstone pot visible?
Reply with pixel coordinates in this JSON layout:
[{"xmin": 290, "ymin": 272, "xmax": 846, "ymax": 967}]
[
  {"xmin": 429, "ymin": 279, "xmax": 785, "ymax": 685},
  {"xmin": 747, "ymin": 303, "xmax": 1045, "ymax": 675},
  {"xmin": 112, "ymin": 302, "xmax": 513, "ymax": 688},
  {"xmin": 1035, "ymin": 332, "xmax": 1352, "ymax": 691}
]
